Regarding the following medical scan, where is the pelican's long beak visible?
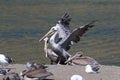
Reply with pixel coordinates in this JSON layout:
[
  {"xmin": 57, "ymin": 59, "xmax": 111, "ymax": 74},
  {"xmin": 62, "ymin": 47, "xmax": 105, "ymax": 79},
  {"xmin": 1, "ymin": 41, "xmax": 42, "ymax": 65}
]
[
  {"xmin": 65, "ymin": 52, "xmax": 83, "ymax": 63},
  {"xmin": 39, "ymin": 28, "xmax": 55, "ymax": 42},
  {"xmin": 65, "ymin": 56, "xmax": 74, "ymax": 63}
]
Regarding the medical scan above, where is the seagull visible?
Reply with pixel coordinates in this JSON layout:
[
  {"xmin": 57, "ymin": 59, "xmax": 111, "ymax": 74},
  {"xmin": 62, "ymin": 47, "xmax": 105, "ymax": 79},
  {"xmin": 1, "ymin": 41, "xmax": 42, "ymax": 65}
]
[
  {"xmin": 26, "ymin": 62, "xmax": 48, "ymax": 71},
  {"xmin": 71, "ymin": 74, "xmax": 85, "ymax": 80},
  {"xmin": 33, "ymin": 63, "xmax": 48, "ymax": 69},
  {"xmin": 0, "ymin": 69, "xmax": 10, "ymax": 75},
  {"xmin": 0, "ymin": 54, "xmax": 13, "ymax": 68},
  {"xmin": 85, "ymin": 64, "xmax": 100, "ymax": 74}
]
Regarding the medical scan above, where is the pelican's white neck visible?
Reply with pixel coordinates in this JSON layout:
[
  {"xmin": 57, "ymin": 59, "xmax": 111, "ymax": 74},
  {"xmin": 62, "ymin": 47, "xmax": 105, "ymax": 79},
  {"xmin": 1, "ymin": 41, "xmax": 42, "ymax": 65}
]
[{"xmin": 49, "ymin": 32, "xmax": 58, "ymax": 46}]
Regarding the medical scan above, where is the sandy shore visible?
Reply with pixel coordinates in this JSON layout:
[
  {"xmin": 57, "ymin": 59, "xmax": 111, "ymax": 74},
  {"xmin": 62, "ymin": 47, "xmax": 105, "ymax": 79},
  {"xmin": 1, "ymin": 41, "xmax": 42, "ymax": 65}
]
[{"xmin": 0, "ymin": 64, "xmax": 120, "ymax": 80}]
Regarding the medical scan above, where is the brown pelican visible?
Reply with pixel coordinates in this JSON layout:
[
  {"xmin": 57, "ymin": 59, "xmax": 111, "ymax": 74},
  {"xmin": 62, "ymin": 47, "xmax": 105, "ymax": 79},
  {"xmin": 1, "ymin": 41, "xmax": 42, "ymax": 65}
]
[
  {"xmin": 65, "ymin": 51, "xmax": 99, "ymax": 66},
  {"xmin": 39, "ymin": 13, "xmax": 96, "ymax": 64},
  {"xmin": 20, "ymin": 68, "xmax": 53, "ymax": 80},
  {"xmin": 43, "ymin": 37, "xmax": 60, "ymax": 64}
]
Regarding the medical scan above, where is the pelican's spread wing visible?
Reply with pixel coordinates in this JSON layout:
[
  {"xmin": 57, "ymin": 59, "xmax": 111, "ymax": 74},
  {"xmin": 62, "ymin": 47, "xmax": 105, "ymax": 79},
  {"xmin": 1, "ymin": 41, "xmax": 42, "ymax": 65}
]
[{"xmin": 60, "ymin": 21, "xmax": 96, "ymax": 51}]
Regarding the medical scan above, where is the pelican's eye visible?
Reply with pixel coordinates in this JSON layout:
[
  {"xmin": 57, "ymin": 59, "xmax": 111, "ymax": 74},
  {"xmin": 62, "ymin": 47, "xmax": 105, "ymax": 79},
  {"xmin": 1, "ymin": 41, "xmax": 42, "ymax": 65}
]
[{"xmin": 51, "ymin": 27, "xmax": 57, "ymax": 32}]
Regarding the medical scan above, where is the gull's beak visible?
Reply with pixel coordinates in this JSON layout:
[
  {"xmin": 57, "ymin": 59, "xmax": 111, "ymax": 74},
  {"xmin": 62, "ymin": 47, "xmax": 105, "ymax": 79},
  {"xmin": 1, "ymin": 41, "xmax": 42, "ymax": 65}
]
[{"xmin": 39, "ymin": 28, "xmax": 55, "ymax": 42}]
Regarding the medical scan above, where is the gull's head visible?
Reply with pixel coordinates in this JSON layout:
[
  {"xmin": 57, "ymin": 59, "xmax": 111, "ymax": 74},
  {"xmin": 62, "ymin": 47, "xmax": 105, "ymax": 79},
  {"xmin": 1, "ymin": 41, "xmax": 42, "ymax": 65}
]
[
  {"xmin": 39, "ymin": 26, "xmax": 57, "ymax": 42},
  {"xmin": 75, "ymin": 51, "xmax": 83, "ymax": 57}
]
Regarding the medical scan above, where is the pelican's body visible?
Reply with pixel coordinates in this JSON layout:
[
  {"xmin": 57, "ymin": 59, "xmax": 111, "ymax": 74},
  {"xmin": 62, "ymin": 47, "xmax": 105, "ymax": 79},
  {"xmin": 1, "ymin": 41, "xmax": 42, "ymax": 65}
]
[
  {"xmin": 65, "ymin": 52, "xmax": 99, "ymax": 66},
  {"xmin": 43, "ymin": 37, "xmax": 59, "ymax": 64},
  {"xmin": 48, "ymin": 31, "xmax": 71, "ymax": 64},
  {"xmin": 68, "ymin": 57, "xmax": 99, "ymax": 66},
  {"xmin": 20, "ymin": 68, "xmax": 53, "ymax": 80},
  {"xmin": 39, "ymin": 13, "xmax": 96, "ymax": 64},
  {"xmin": 0, "ymin": 54, "xmax": 13, "ymax": 68}
]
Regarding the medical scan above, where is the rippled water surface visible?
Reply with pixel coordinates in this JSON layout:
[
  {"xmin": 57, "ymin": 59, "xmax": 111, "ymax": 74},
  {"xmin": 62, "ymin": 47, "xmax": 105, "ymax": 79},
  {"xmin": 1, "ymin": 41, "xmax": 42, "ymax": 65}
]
[{"xmin": 0, "ymin": 0, "xmax": 120, "ymax": 66}]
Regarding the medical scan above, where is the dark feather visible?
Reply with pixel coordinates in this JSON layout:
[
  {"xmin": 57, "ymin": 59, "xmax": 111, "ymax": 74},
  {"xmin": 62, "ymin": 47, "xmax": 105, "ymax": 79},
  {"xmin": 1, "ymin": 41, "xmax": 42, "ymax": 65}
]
[
  {"xmin": 58, "ymin": 12, "xmax": 71, "ymax": 27},
  {"xmin": 25, "ymin": 68, "xmax": 53, "ymax": 78},
  {"xmin": 60, "ymin": 21, "xmax": 96, "ymax": 50},
  {"xmin": 5, "ymin": 56, "xmax": 13, "ymax": 63},
  {"xmin": 0, "ymin": 69, "xmax": 7, "ymax": 75},
  {"xmin": 92, "ymin": 67, "xmax": 99, "ymax": 72}
]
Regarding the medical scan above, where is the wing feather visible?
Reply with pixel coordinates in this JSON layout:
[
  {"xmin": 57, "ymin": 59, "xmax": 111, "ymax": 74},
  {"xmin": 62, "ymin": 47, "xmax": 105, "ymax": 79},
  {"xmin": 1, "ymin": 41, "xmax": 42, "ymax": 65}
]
[
  {"xmin": 27, "ymin": 72, "xmax": 52, "ymax": 78},
  {"xmin": 58, "ymin": 12, "xmax": 71, "ymax": 27},
  {"xmin": 60, "ymin": 21, "xmax": 96, "ymax": 50}
]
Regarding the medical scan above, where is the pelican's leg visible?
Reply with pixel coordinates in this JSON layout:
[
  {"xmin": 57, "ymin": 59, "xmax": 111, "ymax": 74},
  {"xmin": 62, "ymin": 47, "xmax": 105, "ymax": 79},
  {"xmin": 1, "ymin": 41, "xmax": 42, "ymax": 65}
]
[
  {"xmin": 50, "ymin": 60, "xmax": 53, "ymax": 65},
  {"xmin": 57, "ymin": 58, "xmax": 61, "ymax": 65},
  {"xmin": 63, "ymin": 50, "xmax": 71, "ymax": 60},
  {"xmin": 45, "ymin": 51, "xmax": 48, "ymax": 58}
]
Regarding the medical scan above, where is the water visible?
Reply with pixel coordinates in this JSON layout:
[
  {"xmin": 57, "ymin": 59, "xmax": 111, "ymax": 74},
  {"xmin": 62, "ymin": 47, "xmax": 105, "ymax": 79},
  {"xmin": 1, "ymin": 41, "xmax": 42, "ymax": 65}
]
[{"xmin": 0, "ymin": 0, "xmax": 120, "ymax": 66}]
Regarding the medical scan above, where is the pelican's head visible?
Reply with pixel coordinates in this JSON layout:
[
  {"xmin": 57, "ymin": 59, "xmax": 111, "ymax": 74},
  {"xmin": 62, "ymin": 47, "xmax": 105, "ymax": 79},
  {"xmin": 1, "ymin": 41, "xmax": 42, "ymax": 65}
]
[
  {"xmin": 74, "ymin": 51, "xmax": 83, "ymax": 57},
  {"xmin": 39, "ymin": 26, "xmax": 57, "ymax": 42}
]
